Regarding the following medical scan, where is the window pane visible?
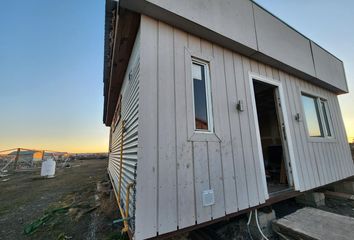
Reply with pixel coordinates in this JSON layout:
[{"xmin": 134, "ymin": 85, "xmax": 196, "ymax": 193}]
[
  {"xmin": 192, "ymin": 62, "xmax": 209, "ymax": 130},
  {"xmin": 302, "ymin": 95, "xmax": 323, "ymax": 137},
  {"xmin": 192, "ymin": 63, "xmax": 202, "ymax": 80},
  {"xmin": 321, "ymin": 101, "xmax": 332, "ymax": 136}
]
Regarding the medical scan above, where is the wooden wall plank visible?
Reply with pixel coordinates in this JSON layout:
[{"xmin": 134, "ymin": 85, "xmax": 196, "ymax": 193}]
[
  {"xmin": 173, "ymin": 28, "xmax": 196, "ymax": 229},
  {"xmin": 208, "ymin": 141, "xmax": 225, "ymax": 218},
  {"xmin": 157, "ymin": 21, "xmax": 178, "ymax": 234},
  {"xmin": 248, "ymin": 60, "xmax": 267, "ymax": 203},
  {"xmin": 193, "ymin": 141, "xmax": 212, "ymax": 223},
  {"xmin": 236, "ymin": 55, "xmax": 260, "ymax": 206},
  {"xmin": 207, "ymin": 43, "xmax": 226, "ymax": 219},
  {"xmin": 135, "ymin": 16, "xmax": 158, "ymax": 240},
  {"xmin": 224, "ymin": 49, "xmax": 247, "ymax": 212}
]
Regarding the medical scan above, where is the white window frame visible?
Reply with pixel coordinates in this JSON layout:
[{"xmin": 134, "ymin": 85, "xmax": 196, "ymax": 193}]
[
  {"xmin": 318, "ymin": 98, "xmax": 333, "ymax": 138},
  {"xmin": 191, "ymin": 58, "xmax": 214, "ymax": 133},
  {"xmin": 301, "ymin": 92, "xmax": 334, "ymax": 139}
]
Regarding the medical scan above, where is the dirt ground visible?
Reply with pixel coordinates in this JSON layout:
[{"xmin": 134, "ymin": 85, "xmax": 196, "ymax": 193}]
[
  {"xmin": 1, "ymin": 157, "xmax": 354, "ymax": 240},
  {"xmin": 0, "ymin": 159, "xmax": 126, "ymax": 240}
]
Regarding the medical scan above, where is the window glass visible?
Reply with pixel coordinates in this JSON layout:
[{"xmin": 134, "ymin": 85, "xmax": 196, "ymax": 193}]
[
  {"xmin": 321, "ymin": 100, "xmax": 332, "ymax": 137},
  {"xmin": 192, "ymin": 61, "xmax": 211, "ymax": 131},
  {"xmin": 301, "ymin": 95, "xmax": 323, "ymax": 137}
]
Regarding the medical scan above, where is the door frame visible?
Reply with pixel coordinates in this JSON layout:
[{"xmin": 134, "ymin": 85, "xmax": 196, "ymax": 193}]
[{"xmin": 248, "ymin": 72, "xmax": 300, "ymax": 198}]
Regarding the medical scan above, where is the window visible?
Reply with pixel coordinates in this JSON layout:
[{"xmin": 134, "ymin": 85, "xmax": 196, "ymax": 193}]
[
  {"xmin": 192, "ymin": 59, "xmax": 213, "ymax": 132},
  {"xmin": 320, "ymin": 100, "xmax": 332, "ymax": 137},
  {"xmin": 301, "ymin": 93, "xmax": 332, "ymax": 138}
]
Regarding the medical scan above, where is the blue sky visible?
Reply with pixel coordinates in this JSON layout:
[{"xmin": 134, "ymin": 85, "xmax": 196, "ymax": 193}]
[
  {"xmin": 0, "ymin": 0, "xmax": 108, "ymax": 152},
  {"xmin": 0, "ymin": 0, "xmax": 353, "ymax": 153}
]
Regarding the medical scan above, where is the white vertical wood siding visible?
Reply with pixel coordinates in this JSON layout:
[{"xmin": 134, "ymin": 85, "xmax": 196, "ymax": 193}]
[
  {"xmin": 108, "ymin": 30, "xmax": 140, "ymax": 231},
  {"xmin": 134, "ymin": 15, "xmax": 354, "ymax": 240}
]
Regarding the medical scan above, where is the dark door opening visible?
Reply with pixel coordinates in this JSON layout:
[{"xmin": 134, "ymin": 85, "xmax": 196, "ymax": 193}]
[{"xmin": 253, "ymin": 80, "xmax": 292, "ymax": 195}]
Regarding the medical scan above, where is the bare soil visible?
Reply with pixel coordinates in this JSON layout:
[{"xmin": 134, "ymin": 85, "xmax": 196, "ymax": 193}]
[{"xmin": 0, "ymin": 159, "xmax": 126, "ymax": 240}]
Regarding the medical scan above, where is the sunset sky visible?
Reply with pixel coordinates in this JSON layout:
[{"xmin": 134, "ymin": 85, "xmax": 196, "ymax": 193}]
[{"xmin": 0, "ymin": 0, "xmax": 353, "ymax": 153}]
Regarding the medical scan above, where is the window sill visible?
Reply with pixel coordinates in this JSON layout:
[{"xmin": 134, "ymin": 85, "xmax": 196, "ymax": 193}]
[{"xmin": 188, "ymin": 132, "xmax": 221, "ymax": 142}]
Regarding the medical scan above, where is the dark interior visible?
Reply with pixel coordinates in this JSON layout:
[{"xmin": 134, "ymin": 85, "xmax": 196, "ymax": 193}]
[{"xmin": 253, "ymin": 80, "xmax": 289, "ymax": 194}]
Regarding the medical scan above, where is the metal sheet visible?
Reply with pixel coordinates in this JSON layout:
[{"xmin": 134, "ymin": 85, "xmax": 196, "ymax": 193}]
[{"xmin": 108, "ymin": 42, "xmax": 140, "ymax": 231}]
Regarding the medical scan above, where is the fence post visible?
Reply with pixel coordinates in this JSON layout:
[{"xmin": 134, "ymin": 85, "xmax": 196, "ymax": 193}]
[{"xmin": 13, "ymin": 148, "xmax": 20, "ymax": 170}]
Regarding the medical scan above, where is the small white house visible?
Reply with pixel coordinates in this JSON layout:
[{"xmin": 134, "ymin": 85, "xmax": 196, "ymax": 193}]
[{"xmin": 102, "ymin": 0, "xmax": 354, "ymax": 239}]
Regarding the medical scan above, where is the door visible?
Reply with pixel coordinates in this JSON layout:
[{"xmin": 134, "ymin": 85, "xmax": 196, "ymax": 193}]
[
  {"xmin": 274, "ymin": 88, "xmax": 294, "ymax": 187},
  {"xmin": 250, "ymin": 75, "xmax": 297, "ymax": 197}
]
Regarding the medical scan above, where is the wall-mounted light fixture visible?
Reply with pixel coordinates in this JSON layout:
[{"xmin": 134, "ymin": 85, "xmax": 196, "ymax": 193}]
[
  {"xmin": 236, "ymin": 100, "xmax": 244, "ymax": 112},
  {"xmin": 295, "ymin": 113, "xmax": 301, "ymax": 122}
]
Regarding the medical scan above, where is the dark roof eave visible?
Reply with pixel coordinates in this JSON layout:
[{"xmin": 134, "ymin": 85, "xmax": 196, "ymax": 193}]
[
  {"xmin": 103, "ymin": 0, "xmax": 118, "ymax": 126},
  {"xmin": 102, "ymin": 3, "xmax": 140, "ymax": 126}
]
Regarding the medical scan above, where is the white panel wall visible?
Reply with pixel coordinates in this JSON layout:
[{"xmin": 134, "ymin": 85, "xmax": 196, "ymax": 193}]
[
  {"xmin": 253, "ymin": 5, "xmax": 316, "ymax": 77},
  {"xmin": 134, "ymin": 15, "xmax": 354, "ymax": 240},
  {"xmin": 311, "ymin": 42, "xmax": 348, "ymax": 92},
  {"xmin": 143, "ymin": 0, "xmax": 257, "ymax": 50},
  {"xmin": 120, "ymin": 0, "xmax": 349, "ymax": 93}
]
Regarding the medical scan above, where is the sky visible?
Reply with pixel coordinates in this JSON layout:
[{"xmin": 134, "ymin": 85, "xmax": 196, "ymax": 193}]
[
  {"xmin": 0, "ymin": 1, "xmax": 353, "ymax": 153},
  {"xmin": 0, "ymin": 0, "xmax": 108, "ymax": 153}
]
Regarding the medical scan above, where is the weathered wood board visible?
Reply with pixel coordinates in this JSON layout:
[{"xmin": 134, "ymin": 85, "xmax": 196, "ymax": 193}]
[{"xmin": 273, "ymin": 207, "xmax": 354, "ymax": 240}]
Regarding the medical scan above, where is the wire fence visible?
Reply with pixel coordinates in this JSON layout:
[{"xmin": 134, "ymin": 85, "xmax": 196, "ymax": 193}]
[{"xmin": 0, "ymin": 148, "xmax": 70, "ymax": 173}]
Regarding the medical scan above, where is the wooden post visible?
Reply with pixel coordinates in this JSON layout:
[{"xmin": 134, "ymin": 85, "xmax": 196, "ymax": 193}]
[{"xmin": 13, "ymin": 148, "xmax": 20, "ymax": 170}]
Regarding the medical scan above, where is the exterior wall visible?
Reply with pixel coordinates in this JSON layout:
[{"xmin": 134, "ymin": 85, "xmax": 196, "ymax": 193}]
[
  {"xmin": 311, "ymin": 41, "xmax": 348, "ymax": 92},
  {"xmin": 120, "ymin": 0, "xmax": 349, "ymax": 93},
  {"xmin": 253, "ymin": 4, "xmax": 316, "ymax": 77},
  {"xmin": 135, "ymin": 15, "xmax": 354, "ymax": 240},
  {"xmin": 146, "ymin": 0, "xmax": 257, "ymax": 51},
  {"xmin": 108, "ymin": 29, "xmax": 140, "ymax": 231}
]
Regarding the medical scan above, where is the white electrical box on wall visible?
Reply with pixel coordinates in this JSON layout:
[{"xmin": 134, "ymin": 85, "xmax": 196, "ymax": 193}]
[{"xmin": 202, "ymin": 189, "xmax": 215, "ymax": 207}]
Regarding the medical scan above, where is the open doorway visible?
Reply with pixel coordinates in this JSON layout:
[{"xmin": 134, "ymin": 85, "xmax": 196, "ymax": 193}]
[{"xmin": 252, "ymin": 79, "xmax": 293, "ymax": 195}]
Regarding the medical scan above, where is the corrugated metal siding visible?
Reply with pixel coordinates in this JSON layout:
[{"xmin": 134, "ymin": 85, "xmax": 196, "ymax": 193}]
[
  {"xmin": 134, "ymin": 15, "xmax": 354, "ymax": 240},
  {"xmin": 108, "ymin": 31, "xmax": 140, "ymax": 231}
]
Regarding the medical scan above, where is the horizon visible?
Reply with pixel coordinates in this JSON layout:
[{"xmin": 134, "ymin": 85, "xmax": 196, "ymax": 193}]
[{"xmin": 0, "ymin": 0, "xmax": 353, "ymax": 153}]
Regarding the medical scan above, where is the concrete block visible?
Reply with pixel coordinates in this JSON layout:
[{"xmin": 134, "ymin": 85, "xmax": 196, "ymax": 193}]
[
  {"xmin": 296, "ymin": 192, "xmax": 325, "ymax": 207},
  {"xmin": 334, "ymin": 181, "xmax": 354, "ymax": 195},
  {"xmin": 273, "ymin": 207, "xmax": 354, "ymax": 240},
  {"xmin": 249, "ymin": 209, "xmax": 276, "ymax": 239}
]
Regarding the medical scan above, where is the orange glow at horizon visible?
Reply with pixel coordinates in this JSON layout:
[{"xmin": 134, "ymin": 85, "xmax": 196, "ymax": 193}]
[{"xmin": 0, "ymin": 134, "xmax": 109, "ymax": 153}]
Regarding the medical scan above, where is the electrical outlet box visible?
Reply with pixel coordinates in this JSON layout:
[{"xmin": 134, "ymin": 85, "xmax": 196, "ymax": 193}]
[{"xmin": 202, "ymin": 189, "xmax": 215, "ymax": 207}]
